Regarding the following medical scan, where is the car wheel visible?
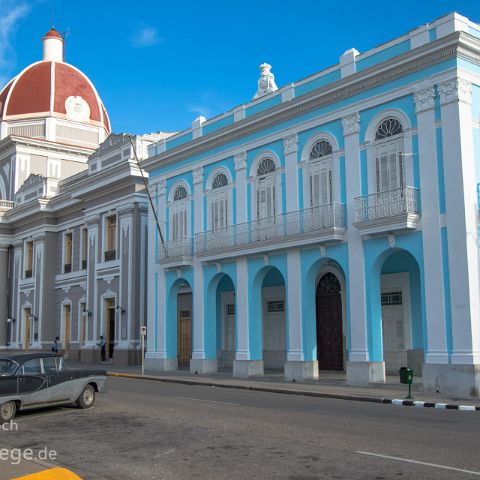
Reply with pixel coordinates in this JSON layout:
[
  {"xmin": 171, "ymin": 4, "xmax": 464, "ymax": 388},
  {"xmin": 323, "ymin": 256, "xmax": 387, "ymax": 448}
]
[
  {"xmin": 76, "ymin": 384, "xmax": 95, "ymax": 409},
  {"xmin": 0, "ymin": 401, "xmax": 16, "ymax": 422}
]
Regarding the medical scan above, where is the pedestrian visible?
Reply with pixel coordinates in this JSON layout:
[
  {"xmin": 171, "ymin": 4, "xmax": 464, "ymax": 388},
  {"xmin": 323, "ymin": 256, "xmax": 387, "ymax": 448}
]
[
  {"xmin": 99, "ymin": 335, "xmax": 106, "ymax": 361},
  {"xmin": 51, "ymin": 336, "xmax": 59, "ymax": 353}
]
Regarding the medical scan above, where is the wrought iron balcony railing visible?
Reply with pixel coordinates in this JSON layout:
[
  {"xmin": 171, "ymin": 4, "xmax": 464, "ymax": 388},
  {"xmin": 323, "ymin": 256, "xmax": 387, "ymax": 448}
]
[
  {"xmin": 158, "ymin": 237, "xmax": 194, "ymax": 262},
  {"xmin": 195, "ymin": 203, "xmax": 346, "ymax": 255},
  {"xmin": 354, "ymin": 187, "xmax": 420, "ymax": 224}
]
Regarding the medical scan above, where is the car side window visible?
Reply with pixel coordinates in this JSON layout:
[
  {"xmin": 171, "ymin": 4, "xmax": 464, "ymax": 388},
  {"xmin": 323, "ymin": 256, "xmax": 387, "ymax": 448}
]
[
  {"xmin": 42, "ymin": 357, "xmax": 57, "ymax": 373},
  {"xmin": 22, "ymin": 359, "xmax": 43, "ymax": 375}
]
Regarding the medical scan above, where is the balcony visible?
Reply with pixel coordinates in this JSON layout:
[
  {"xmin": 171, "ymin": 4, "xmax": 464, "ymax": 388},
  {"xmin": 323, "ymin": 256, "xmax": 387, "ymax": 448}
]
[
  {"xmin": 0, "ymin": 200, "xmax": 14, "ymax": 211},
  {"xmin": 195, "ymin": 203, "xmax": 346, "ymax": 258},
  {"xmin": 157, "ymin": 238, "xmax": 193, "ymax": 266},
  {"xmin": 104, "ymin": 250, "xmax": 116, "ymax": 262},
  {"xmin": 354, "ymin": 187, "xmax": 420, "ymax": 235}
]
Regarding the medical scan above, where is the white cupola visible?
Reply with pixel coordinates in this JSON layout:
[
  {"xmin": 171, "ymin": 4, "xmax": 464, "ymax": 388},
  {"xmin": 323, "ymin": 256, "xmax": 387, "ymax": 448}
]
[{"xmin": 42, "ymin": 28, "xmax": 64, "ymax": 62}]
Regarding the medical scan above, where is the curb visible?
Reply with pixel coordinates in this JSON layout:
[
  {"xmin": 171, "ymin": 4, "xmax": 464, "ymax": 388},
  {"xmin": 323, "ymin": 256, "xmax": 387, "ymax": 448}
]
[{"xmin": 106, "ymin": 372, "xmax": 480, "ymax": 411}]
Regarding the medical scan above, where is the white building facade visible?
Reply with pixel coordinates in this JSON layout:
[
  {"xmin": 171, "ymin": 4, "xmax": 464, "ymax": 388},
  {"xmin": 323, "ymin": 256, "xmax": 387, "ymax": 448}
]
[{"xmin": 143, "ymin": 13, "xmax": 480, "ymax": 396}]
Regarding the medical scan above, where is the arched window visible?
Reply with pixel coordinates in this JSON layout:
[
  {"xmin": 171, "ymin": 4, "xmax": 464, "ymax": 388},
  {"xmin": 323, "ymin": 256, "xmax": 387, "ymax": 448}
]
[
  {"xmin": 210, "ymin": 173, "xmax": 229, "ymax": 230},
  {"xmin": 256, "ymin": 158, "xmax": 276, "ymax": 220},
  {"xmin": 309, "ymin": 140, "xmax": 333, "ymax": 160},
  {"xmin": 173, "ymin": 185, "xmax": 187, "ymax": 201},
  {"xmin": 257, "ymin": 158, "xmax": 276, "ymax": 176},
  {"xmin": 374, "ymin": 118, "xmax": 404, "ymax": 193},
  {"xmin": 308, "ymin": 140, "xmax": 334, "ymax": 207},
  {"xmin": 171, "ymin": 184, "xmax": 188, "ymax": 242}
]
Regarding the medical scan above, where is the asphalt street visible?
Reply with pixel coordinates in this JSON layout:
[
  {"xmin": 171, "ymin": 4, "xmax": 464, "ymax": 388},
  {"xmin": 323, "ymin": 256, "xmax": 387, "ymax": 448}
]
[{"xmin": 2, "ymin": 376, "xmax": 480, "ymax": 479}]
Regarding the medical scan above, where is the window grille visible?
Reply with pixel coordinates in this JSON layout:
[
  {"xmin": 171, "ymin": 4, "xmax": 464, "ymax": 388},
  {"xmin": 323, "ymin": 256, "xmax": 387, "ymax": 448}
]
[
  {"xmin": 267, "ymin": 300, "xmax": 285, "ymax": 313},
  {"xmin": 257, "ymin": 158, "xmax": 276, "ymax": 176},
  {"xmin": 173, "ymin": 185, "xmax": 188, "ymax": 201},
  {"xmin": 381, "ymin": 291, "xmax": 403, "ymax": 306},
  {"xmin": 212, "ymin": 173, "xmax": 228, "ymax": 189},
  {"xmin": 375, "ymin": 118, "xmax": 403, "ymax": 140},
  {"xmin": 309, "ymin": 140, "xmax": 333, "ymax": 160}
]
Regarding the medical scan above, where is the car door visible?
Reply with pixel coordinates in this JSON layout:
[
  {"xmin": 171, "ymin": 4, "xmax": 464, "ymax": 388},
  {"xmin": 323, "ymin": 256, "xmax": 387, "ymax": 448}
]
[
  {"xmin": 17, "ymin": 358, "xmax": 47, "ymax": 406},
  {"xmin": 43, "ymin": 357, "xmax": 77, "ymax": 402}
]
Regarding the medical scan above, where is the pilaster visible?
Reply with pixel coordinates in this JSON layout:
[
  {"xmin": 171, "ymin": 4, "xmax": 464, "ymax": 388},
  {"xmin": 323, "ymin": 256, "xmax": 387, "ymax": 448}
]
[
  {"xmin": 283, "ymin": 134, "xmax": 299, "ymax": 212},
  {"xmin": 234, "ymin": 152, "xmax": 247, "ymax": 224},
  {"xmin": 414, "ymin": 85, "xmax": 449, "ymax": 364},
  {"xmin": 439, "ymin": 77, "xmax": 480, "ymax": 366}
]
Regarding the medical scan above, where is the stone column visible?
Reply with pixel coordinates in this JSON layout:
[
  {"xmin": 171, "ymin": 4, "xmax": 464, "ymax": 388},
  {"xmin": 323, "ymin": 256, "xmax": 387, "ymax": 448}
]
[
  {"xmin": 145, "ymin": 179, "xmax": 177, "ymax": 371},
  {"xmin": 32, "ymin": 235, "xmax": 44, "ymax": 350},
  {"xmin": 0, "ymin": 245, "xmax": 9, "ymax": 348},
  {"xmin": 284, "ymin": 249, "xmax": 318, "ymax": 380},
  {"xmin": 414, "ymin": 87, "xmax": 449, "ymax": 372},
  {"xmin": 233, "ymin": 257, "xmax": 263, "ymax": 377},
  {"xmin": 234, "ymin": 152, "xmax": 247, "ymax": 224},
  {"xmin": 343, "ymin": 113, "xmax": 385, "ymax": 386},
  {"xmin": 190, "ymin": 166, "xmax": 216, "ymax": 374},
  {"xmin": 81, "ymin": 214, "xmax": 100, "ymax": 362},
  {"xmin": 428, "ymin": 77, "xmax": 480, "ymax": 397},
  {"xmin": 283, "ymin": 134, "xmax": 299, "ymax": 212}
]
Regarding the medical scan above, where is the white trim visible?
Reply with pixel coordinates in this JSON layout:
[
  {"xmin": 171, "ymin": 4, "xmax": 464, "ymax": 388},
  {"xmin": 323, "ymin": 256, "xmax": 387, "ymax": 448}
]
[{"xmin": 60, "ymin": 298, "xmax": 73, "ymax": 349}]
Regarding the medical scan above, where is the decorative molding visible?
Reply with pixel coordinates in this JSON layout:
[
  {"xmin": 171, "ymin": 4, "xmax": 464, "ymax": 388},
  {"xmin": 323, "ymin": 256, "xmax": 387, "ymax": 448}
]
[
  {"xmin": 388, "ymin": 234, "xmax": 396, "ymax": 248},
  {"xmin": 62, "ymin": 286, "xmax": 71, "ymax": 294},
  {"xmin": 234, "ymin": 152, "xmax": 247, "ymax": 171},
  {"xmin": 215, "ymin": 262, "xmax": 221, "ymax": 273},
  {"xmin": 320, "ymin": 245, "xmax": 327, "ymax": 257},
  {"xmin": 263, "ymin": 254, "xmax": 269, "ymax": 266},
  {"xmin": 143, "ymin": 33, "xmax": 471, "ymax": 172},
  {"xmin": 192, "ymin": 166, "xmax": 203, "ymax": 184},
  {"xmin": 414, "ymin": 87, "xmax": 436, "ymax": 113},
  {"xmin": 438, "ymin": 78, "xmax": 471, "ymax": 105},
  {"xmin": 342, "ymin": 113, "xmax": 360, "ymax": 136},
  {"xmin": 157, "ymin": 178, "xmax": 167, "ymax": 195},
  {"xmin": 283, "ymin": 133, "xmax": 298, "ymax": 155}
]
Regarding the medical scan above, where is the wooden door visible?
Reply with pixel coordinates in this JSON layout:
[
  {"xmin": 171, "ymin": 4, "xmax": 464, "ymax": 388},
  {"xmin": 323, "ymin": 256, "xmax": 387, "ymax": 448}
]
[
  {"xmin": 178, "ymin": 309, "xmax": 192, "ymax": 365},
  {"xmin": 316, "ymin": 273, "xmax": 343, "ymax": 370}
]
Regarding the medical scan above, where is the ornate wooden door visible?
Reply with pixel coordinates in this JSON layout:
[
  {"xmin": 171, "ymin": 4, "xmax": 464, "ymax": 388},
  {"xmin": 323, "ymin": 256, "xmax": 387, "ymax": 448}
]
[
  {"xmin": 316, "ymin": 273, "xmax": 343, "ymax": 370},
  {"xmin": 178, "ymin": 309, "xmax": 192, "ymax": 365}
]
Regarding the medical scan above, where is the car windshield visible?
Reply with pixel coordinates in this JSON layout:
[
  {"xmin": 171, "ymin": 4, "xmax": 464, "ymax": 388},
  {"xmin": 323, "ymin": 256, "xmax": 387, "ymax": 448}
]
[{"xmin": 0, "ymin": 360, "xmax": 17, "ymax": 376}]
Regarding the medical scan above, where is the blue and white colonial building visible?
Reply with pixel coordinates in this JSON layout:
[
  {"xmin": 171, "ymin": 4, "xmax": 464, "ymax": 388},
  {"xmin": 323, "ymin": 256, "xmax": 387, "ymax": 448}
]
[{"xmin": 143, "ymin": 12, "xmax": 480, "ymax": 397}]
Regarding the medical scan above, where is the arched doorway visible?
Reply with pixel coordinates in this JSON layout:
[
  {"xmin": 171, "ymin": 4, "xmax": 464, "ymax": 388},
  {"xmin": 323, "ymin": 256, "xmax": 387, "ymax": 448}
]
[
  {"xmin": 316, "ymin": 272, "xmax": 343, "ymax": 370},
  {"xmin": 175, "ymin": 281, "xmax": 192, "ymax": 368},
  {"xmin": 380, "ymin": 250, "xmax": 424, "ymax": 374},
  {"xmin": 206, "ymin": 273, "xmax": 236, "ymax": 369},
  {"xmin": 261, "ymin": 267, "xmax": 286, "ymax": 370}
]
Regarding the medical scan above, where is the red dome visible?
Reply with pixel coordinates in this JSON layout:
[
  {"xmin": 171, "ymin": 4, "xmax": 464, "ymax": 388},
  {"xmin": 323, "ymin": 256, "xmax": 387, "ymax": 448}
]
[
  {"xmin": 43, "ymin": 28, "xmax": 63, "ymax": 40},
  {"xmin": 0, "ymin": 60, "xmax": 110, "ymax": 133}
]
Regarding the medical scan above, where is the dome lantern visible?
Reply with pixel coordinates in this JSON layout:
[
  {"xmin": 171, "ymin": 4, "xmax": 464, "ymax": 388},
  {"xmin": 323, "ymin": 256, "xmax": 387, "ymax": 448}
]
[{"xmin": 42, "ymin": 28, "xmax": 64, "ymax": 62}]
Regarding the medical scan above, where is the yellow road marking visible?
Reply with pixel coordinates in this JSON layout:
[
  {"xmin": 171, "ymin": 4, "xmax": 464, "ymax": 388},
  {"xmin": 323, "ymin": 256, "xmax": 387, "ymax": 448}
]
[{"xmin": 12, "ymin": 467, "xmax": 82, "ymax": 480}]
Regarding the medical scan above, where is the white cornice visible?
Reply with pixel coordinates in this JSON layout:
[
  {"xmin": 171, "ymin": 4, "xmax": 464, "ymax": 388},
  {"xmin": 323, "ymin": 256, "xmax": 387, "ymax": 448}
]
[{"xmin": 143, "ymin": 31, "xmax": 476, "ymax": 174}]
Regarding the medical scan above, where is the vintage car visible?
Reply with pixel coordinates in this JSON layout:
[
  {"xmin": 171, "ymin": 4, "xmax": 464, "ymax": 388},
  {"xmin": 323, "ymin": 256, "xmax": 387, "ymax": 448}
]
[{"xmin": 0, "ymin": 352, "xmax": 106, "ymax": 422}]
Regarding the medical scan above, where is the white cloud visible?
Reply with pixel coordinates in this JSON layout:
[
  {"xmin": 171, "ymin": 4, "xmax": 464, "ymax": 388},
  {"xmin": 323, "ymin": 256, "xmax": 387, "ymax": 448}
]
[
  {"xmin": 0, "ymin": 0, "xmax": 31, "ymax": 87},
  {"xmin": 131, "ymin": 26, "xmax": 162, "ymax": 48}
]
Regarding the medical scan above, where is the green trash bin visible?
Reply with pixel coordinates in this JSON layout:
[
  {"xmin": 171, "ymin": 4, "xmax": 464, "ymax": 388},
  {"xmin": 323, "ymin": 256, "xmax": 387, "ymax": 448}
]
[{"xmin": 399, "ymin": 367, "xmax": 414, "ymax": 399}]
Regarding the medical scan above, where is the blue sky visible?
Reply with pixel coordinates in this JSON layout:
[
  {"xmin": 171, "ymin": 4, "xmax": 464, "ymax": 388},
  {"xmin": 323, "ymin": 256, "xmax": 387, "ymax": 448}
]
[{"xmin": 0, "ymin": 0, "xmax": 478, "ymax": 135}]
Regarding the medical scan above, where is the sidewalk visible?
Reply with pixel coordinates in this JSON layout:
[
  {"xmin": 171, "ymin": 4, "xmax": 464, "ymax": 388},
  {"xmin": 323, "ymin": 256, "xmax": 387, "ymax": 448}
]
[{"xmin": 69, "ymin": 361, "xmax": 480, "ymax": 409}]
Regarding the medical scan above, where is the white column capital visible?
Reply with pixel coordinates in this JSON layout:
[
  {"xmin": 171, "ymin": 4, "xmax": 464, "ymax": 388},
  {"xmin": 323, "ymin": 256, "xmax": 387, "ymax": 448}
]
[
  {"xmin": 192, "ymin": 166, "xmax": 203, "ymax": 185},
  {"xmin": 342, "ymin": 113, "xmax": 360, "ymax": 136},
  {"xmin": 414, "ymin": 87, "xmax": 436, "ymax": 113},
  {"xmin": 234, "ymin": 152, "xmax": 247, "ymax": 171},
  {"xmin": 283, "ymin": 133, "xmax": 298, "ymax": 155},
  {"xmin": 438, "ymin": 78, "xmax": 471, "ymax": 106}
]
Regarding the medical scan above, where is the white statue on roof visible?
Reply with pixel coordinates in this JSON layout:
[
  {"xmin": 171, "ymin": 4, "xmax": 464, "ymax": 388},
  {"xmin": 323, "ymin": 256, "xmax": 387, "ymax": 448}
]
[{"xmin": 254, "ymin": 63, "xmax": 278, "ymax": 99}]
